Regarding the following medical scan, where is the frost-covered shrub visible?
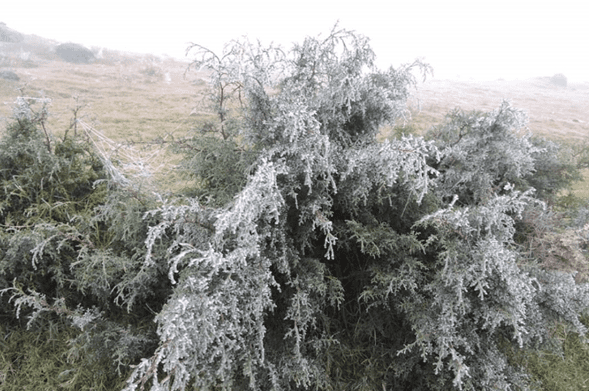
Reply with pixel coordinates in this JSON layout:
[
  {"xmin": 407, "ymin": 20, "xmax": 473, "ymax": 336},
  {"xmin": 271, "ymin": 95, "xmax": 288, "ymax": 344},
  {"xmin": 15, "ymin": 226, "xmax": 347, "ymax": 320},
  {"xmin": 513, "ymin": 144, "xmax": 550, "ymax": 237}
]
[
  {"xmin": 0, "ymin": 114, "xmax": 107, "ymax": 300},
  {"xmin": 2, "ymin": 26, "xmax": 588, "ymax": 391},
  {"xmin": 0, "ymin": 98, "xmax": 170, "ymax": 380},
  {"xmin": 123, "ymin": 27, "xmax": 589, "ymax": 391}
]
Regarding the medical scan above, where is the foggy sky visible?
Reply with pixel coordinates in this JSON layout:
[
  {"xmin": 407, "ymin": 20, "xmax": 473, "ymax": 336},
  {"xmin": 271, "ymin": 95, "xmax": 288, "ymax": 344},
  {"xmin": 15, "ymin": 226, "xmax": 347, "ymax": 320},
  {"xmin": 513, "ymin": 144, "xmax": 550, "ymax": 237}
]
[{"xmin": 4, "ymin": 0, "xmax": 588, "ymax": 81}]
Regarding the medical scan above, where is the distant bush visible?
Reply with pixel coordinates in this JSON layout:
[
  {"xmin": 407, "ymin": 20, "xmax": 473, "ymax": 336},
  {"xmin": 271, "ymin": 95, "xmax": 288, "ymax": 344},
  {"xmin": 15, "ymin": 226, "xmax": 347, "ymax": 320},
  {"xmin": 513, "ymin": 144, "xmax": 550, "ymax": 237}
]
[
  {"xmin": 551, "ymin": 73, "xmax": 568, "ymax": 87},
  {"xmin": 55, "ymin": 43, "xmax": 95, "ymax": 64},
  {"xmin": 0, "ymin": 70, "xmax": 19, "ymax": 81},
  {"xmin": 140, "ymin": 64, "xmax": 164, "ymax": 81}
]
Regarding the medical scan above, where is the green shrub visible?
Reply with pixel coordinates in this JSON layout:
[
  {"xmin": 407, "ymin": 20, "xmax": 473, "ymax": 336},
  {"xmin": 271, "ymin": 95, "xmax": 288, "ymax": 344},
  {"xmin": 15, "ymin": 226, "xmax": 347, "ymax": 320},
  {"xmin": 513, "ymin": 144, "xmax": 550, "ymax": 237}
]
[
  {"xmin": 0, "ymin": 97, "xmax": 169, "ymax": 384},
  {"xmin": 526, "ymin": 136, "xmax": 581, "ymax": 205},
  {"xmin": 0, "ymin": 112, "xmax": 108, "ymax": 310},
  {"xmin": 0, "ymin": 322, "xmax": 129, "ymax": 391},
  {"xmin": 502, "ymin": 316, "xmax": 589, "ymax": 391}
]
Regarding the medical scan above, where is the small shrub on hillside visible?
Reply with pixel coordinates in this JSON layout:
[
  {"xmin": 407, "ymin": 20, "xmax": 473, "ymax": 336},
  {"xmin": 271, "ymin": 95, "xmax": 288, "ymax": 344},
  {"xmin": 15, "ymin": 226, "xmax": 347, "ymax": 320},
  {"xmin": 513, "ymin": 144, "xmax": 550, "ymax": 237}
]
[
  {"xmin": 139, "ymin": 57, "xmax": 164, "ymax": 81},
  {"xmin": 550, "ymin": 73, "xmax": 568, "ymax": 87},
  {"xmin": 140, "ymin": 65, "xmax": 163, "ymax": 78},
  {"xmin": 55, "ymin": 43, "xmax": 95, "ymax": 64},
  {"xmin": 0, "ymin": 70, "xmax": 19, "ymax": 81}
]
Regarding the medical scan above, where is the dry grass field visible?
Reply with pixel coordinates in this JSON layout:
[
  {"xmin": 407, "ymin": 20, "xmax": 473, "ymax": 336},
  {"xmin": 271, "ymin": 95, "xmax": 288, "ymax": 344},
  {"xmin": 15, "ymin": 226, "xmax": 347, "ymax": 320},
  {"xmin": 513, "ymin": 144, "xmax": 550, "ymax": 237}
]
[
  {"xmin": 1, "ymin": 34, "xmax": 588, "ymax": 196},
  {"xmin": 0, "ymin": 47, "xmax": 208, "ymax": 143}
]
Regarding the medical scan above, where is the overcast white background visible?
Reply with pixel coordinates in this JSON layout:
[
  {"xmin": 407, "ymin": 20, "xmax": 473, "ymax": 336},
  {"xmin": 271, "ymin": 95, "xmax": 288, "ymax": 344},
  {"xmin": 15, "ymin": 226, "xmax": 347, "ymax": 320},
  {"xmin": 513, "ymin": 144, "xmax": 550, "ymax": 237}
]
[{"xmin": 4, "ymin": 0, "xmax": 588, "ymax": 81}]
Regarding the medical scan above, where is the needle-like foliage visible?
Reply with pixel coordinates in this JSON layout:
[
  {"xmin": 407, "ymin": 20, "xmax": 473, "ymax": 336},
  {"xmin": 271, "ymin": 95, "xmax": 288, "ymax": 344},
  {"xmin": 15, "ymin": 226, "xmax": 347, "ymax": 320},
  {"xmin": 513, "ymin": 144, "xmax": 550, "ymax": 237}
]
[
  {"xmin": 2, "ymin": 25, "xmax": 588, "ymax": 391},
  {"xmin": 123, "ymin": 26, "xmax": 589, "ymax": 391},
  {"xmin": 0, "ymin": 97, "xmax": 170, "ymax": 385}
]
